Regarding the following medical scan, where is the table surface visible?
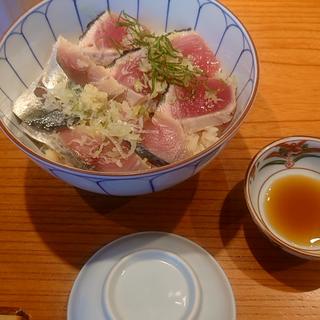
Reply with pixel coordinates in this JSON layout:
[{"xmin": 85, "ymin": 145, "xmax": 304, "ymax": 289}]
[{"xmin": 0, "ymin": 0, "xmax": 320, "ymax": 319}]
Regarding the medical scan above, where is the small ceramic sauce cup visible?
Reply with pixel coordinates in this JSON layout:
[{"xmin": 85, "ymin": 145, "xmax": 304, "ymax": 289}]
[{"xmin": 244, "ymin": 136, "xmax": 320, "ymax": 260}]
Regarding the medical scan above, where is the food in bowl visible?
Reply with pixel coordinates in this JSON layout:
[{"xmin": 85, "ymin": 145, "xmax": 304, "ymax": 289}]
[{"xmin": 12, "ymin": 11, "xmax": 237, "ymax": 173}]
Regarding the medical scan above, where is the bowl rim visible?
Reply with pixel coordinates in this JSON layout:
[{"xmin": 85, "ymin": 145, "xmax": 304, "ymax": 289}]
[
  {"xmin": 0, "ymin": 0, "xmax": 260, "ymax": 178},
  {"xmin": 244, "ymin": 135, "xmax": 320, "ymax": 259}
]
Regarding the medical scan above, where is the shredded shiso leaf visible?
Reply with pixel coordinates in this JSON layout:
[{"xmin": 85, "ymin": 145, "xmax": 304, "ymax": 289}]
[{"xmin": 117, "ymin": 11, "xmax": 203, "ymax": 94}]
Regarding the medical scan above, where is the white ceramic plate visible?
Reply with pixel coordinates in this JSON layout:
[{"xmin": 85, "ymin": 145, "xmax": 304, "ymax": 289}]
[{"xmin": 68, "ymin": 232, "xmax": 236, "ymax": 320}]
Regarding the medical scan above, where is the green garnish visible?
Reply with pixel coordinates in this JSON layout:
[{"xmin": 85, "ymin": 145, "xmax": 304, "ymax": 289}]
[{"xmin": 117, "ymin": 11, "xmax": 202, "ymax": 93}]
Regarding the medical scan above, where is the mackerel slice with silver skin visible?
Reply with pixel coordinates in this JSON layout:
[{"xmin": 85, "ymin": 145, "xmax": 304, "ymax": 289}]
[
  {"xmin": 13, "ymin": 111, "xmax": 89, "ymax": 170},
  {"xmin": 12, "ymin": 88, "xmax": 44, "ymax": 121},
  {"xmin": 12, "ymin": 46, "xmax": 66, "ymax": 121},
  {"xmin": 19, "ymin": 123, "xmax": 91, "ymax": 170},
  {"xmin": 135, "ymin": 144, "xmax": 169, "ymax": 167},
  {"xmin": 24, "ymin": 109, "xmax": 80, "ymax": 132}
]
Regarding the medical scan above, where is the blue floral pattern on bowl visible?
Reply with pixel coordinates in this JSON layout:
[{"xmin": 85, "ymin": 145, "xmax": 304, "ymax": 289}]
[{"xmin": 0, "ymin": 0, "xmax": 258, "ymax": 195}]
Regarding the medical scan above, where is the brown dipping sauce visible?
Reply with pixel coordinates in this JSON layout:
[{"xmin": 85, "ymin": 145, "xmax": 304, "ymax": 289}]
[{"xmin": 264, "ymin": 174, "xmax": 320, "ymax": 247}]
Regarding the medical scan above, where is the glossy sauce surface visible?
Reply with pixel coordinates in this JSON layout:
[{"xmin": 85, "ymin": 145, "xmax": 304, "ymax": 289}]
[{"xmin": 264, "ymin": 174, "xmax": 320, "ymax": 247}]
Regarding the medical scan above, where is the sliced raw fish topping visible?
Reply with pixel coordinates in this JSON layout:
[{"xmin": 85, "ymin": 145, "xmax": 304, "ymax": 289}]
[
  {"xmin": 79, "ymin": 11, "xmax": 148, "ymax": 66},
  {"xmin": 12, "ymin": 10, "xmax": 238, "ymax": 174},
  {"xmin": 80, "ymin": 11, "xmax": 129, "ymax": 50},
  {"xmin": 172, "ymin": 78, "xmax": 234, "ymax": 118},
  {"xmin": 170, "ymin": 32, "xmax": 220, "ymax": 75},
  {"xmin": 140, "ymin": 111, "xmax": 189, "ymax": 163},
  {"xmin": 56, "ymin": 36, "xmax": 105, "ymax": 86},
  {"xmin": 112, "ymin": 49, "xmax": 152, "ymax": 96},
  {"xmin": 56, "ymin": 37, "xmax": 145, "ymax": 105},
  {"xmin": 159, "ymin": 77, "xmax": 236, "ymax": 132},
  {"xmin": 79, "ymin": 12, "xmax": 126, "ymax": 66},
  {"xmin": 58, "ymin": 127, "xmax": 149, "ymax": 172},
  {"xmin": 80, "ymin": 46, "xmax": 120, "ymax": 67}
]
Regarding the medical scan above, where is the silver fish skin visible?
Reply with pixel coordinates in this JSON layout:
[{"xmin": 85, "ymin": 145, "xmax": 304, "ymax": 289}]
[
  {"xmin": 20, "ymin": 124, "xmax": 90, "ymax": 170},
  {"xmin": 13, "ymin": 46, "xmax": 67, "ymax": 118}
]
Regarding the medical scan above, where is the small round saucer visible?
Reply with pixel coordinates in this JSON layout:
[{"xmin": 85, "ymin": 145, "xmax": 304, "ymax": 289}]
[{"xmin": 68, "ymin": 232, "xmax": 236, "ymax": 320}]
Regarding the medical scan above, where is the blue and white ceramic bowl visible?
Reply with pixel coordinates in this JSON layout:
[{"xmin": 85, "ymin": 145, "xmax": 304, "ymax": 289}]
[{"xmin": 0, "ymin": 0, "xmax": 258, "ymax": 196}]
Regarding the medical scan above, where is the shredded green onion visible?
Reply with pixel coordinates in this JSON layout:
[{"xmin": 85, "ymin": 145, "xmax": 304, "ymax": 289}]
[{"xmin": 117, "ymin": 11, "xmax": 202, "ymax": 93}]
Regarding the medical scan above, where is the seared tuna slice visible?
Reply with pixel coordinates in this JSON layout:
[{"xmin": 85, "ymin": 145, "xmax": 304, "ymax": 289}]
[
  {"xmin": 56, "ymin": 37, "xmax": 145, "ymax": 105},
  {"xmin": 170, "ymin": 31, "xmax": 220, "ymax": 76},
  {"xmin": 79, "ymin": 11, "xmax": 148, "ymax": 66},
  {"xmin": 80, "ymin": 46, "xmax": 120, "ymax": 67},
  {"xmin": 58, "ymin": 126, "xmax": 149, "ymax": 172},
  {"xmin": 80, "ymin": 12, "xmax": 130, "ymax": 50},
  {"xmin": 112, "ymin": 49, "xmax": 153, "ymax": 96},
  {"xmin": 159, "ymin": 77, "xmax": 236, "ymax": 133},
  {"xmin": 139, "ymin": 111, "xmax": 189, "ymax": 164}
]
